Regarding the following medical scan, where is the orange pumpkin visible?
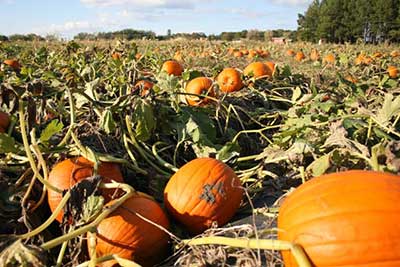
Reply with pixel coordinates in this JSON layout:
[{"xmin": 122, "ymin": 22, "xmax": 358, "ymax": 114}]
[
  {"xmin": 388, "ymin": 65, "xmax": 398, "ymax": 79},
  {"xmin": 233, "ymin": 51, "xmax": 243, "ymax": 58},
  {"xmin": 47, "ymin": 157, "xmax": 124, "ymax": 222},
  {"xmin": 111, "ymin": 52, "xmax": 121, "ymax": 60},
  {"xmin": 3, "ymin": 59, "xmax": 21, "ymax": 70},
  {"xmin": 323, "ymin": 53, "xmax": 335, "ymax": 64},
  {"xmin": 133, "ymin": 80, "xmax": 154, "ymax": 97},
  {"xmin": 217, "ymin": 68, "xmax": 244, "ymax": 93},
  {"xmin": 286, "ymin": 49, "xmax": 296, "ymax": 57},
  {"xmin": 164, "ymin": 158, "xmax": 243, "ymax": 234},
  {"xmin": 161, "ymin": 60, "xmax": 183, "ymax": 76},
  {"xmin": 295, "ymin": 51, "xmax": 305, "ymax": 62},
  {"xmin": 185, "ymin": 77, "xmax": 215, "ymax": 106},
  {"xmin": 244, "ymin": 62, "xmax": 270, "ymax": 78},
  {"xmin": 94, "ymin": 195, "xmax": 170, "ymax": 267},
  {"xmin": 264, "ymin": 61, "xmax": 276, "ymax": 77},
  {"xmin": 278, "ymin": 170, "xmax": 400, "ymax": 267},
  {"xmin": 0, "ymin": 111, "xmax": 10, "ymax": 133}
]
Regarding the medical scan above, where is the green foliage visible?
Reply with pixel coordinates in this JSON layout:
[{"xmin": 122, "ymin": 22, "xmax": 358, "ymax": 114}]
[{"xmin": 298, "ymin": 0, "xmax": 400, "ymax": 43}]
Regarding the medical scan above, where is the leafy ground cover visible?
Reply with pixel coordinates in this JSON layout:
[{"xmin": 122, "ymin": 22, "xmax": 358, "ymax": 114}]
[{"xmin": 0, "ymin": 39, "xmax": 399, "ymax": 266}]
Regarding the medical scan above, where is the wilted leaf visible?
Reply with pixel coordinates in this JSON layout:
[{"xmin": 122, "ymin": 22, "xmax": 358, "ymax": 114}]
[
  {"xmin": 307, "ymin": 154, "xmax": 330, "ymax": 176},
  {"xmin": 0, "ymin": 238, "xmax": 47, "ymax": 267},
  {"xmin": 291, "ymin": 87, "xmax": 302, "ymax": 102},
  {"xmin": 100, "ymin": 109, "xmax": 116, "ymax": 134},
  {"xmin": 375, "ymin": 94, "xmax": 400, "ymax": 126}
]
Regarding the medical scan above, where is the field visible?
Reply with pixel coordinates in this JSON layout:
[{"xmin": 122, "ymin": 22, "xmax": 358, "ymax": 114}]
[{"xmin": 0, "ymin": 39, "xmax": 399, "ymax": 266}]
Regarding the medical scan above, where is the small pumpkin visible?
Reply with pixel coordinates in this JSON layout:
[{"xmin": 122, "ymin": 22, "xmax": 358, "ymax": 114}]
[
  {"xmin": 295, "ymin": 51, "xmax": 305, "ymax": 61},
  {"xmin": 388, "ymin": 65, "xmax": 398, "ymax": 79},
  {"xmin": 244, "ymin": 62, "xmax": 270, "ymax": 78},
  {"xmin": 133, "ymin": 80, "xmax": 154, "ymax": 97},
  {"xmin": 278, "ymin": 170, "xmax": 400, "ymax": 267},
  {"xmin": 286, "ymin": 49, "xmax": 296, "ymax": 57},
  {"xmin": 161, "ymin": 60, "xmax": 183, "ymax": 76},
  {"xmin": 3, "ymin": 59, "xmax": 21, "ymax": 70},
  {"xmin": 111, "ymin": 52, "xmax": 121, "ymax": 60},
  {"xmin": 93, "ymin": 195, "xmax": 170, "ymax": 267},
  {"xmin": 217, "ymin": 68, "xmax": 244, "ymax": 93},
  {"xmin": 0, "ymin": 111, "xmax": 10, "ymax": 133},
  {"xmin": 47, "ymin": 157, "xmax": 124, "ymax": 222},
  {"xmin": 185, "ymin": 77, "xmax": 215, "ymax": 106},
  {"xmin": 323, "ymin": 53, "xmax": 335, "ymax": 64},
  {"xmin": 233, "ymin": 51, "xmax": 243, "ymax": 58},
  {"xmin": 164, "ymin": 157, "xmax": 243, "ymax": 234}
]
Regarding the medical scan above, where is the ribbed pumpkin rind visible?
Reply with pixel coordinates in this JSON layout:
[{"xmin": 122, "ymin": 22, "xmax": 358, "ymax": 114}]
[
  {"xmin": 164, "ymin": 158, "xmax": 243, "ymax": 234},
  {"xmin": 47, "ymin": 157, "xmax": 124, "ymax": 222},
  {"xmin": 278, "ymin": 170, "xmax": 400, "ymax": 267},
  {"xmin": 95, "ymin": 196, "xmax": 170, "ymax": 267}
]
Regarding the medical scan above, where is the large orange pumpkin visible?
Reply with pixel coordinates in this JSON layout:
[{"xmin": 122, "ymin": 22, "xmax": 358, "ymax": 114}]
[
  {"xmin": 264, "ymin": 61, "xmax": 276, "ymax": 77},
  {"xmin": 323, "ymin": 53, "xmax": 335, "ymax": 64},
  {"xmin": 164, "ymin": 158, "xmax": 243, "ymax": 234},
  {"xmin": 295, "ymin": 51, "xmax": 306, "ymax": 62},
  {"xmin": 278, "ymin": 170, "xmax": 400, "ymax": 267},
  {"xmin": 161, "ymin": 60, "xmax": 183, "ymax": 76},
  {"xmin": 244, "ymin": 62, "xmax": 270, "ymax": 78},
  {"xmin": 217, "ymin": 68, "xmax": 244, "ymax": 93},
  {"xmin": 185, "ymin": 77, "xmax": 215, "ymax": 106},
  {"xmin": 47, "ymin": 157, "xmax": 124, "ymax": 222},
  {"xmin": 94, "ymin": 195, "xmax": 170, "ymax": 267},
  {"xmin": 0, "ymin": 111, "xmax": 10, "ymax": 133}
]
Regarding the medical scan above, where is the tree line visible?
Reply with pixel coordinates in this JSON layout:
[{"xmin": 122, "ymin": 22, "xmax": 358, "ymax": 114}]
[
  {"xmin": 0, "ymin": 29, "xmax": 297, "ymax": 42},
  {"xmin": 298, "ymin": 0, "xmax": 400, "ymax": 43}
]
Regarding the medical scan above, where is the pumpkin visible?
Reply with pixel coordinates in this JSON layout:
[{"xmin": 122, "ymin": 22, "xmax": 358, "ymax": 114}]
[
  {"xmin": 278, "ymin": 170, "xmax": 400, "ymax": 267},
  {"xmin": 286, "ymin": 49, "xmax": 296, "ymax": 57},
  {"xmin": 388, "ymin": 65, "xmax": 398, "ymax": 79},
  {"xmin": 244, "ymin": 62, "xmax": 270, "ymax": 78},
  {"xmin": 217, "ymin": 68, "xmax": 244, "ymax": 93},
  {"xmin": 111, "ymin": 52, "xmax": 121, "ymax": 60},
  {"xmin": 390, "ymin": 50, "xmax": 400, "ymax": 58},
  {"xmin": 0, "ymin": 111, "xmax": 10, "ymax": 133},
  {"xmin": 3, "ymin": 59, "xmax": 21, "ymax": 69},
  {"xmin": 161, "ymin": 60, "xmax": 183, "ymax": 76},
  {"xmin": 185, "ymin": 77, "xmax": 215, "ymax": 106},
  {"xmin": 345, "ymin": 75, "xmax": 357, "ymax": 84},
  {"xmin": 233, "ymin": 51, "xmax": 243, "ymax": 58},
  {"xmin": 47, "ymin": 157, "xmax": 124, "ymax": 222},
  {"xmin": 133, "ymin": 80, "xmax": 154, "ymax": 97},
  {"xmin": 164, "ymin": 157, "xmax": 243, "ymax": 234},
  {"xmin": 295, "ymin": 51, "xmax": 305, "ymax": 62},
  {"xmin": 264, "ymin": 61, "xmax": 276, "ymax": 77},
  {"xmin": 94, "ymin": 195, "xmax": 170, "ymax": 267},
  {"xmin": 323, "ymin": 53, "xmax": 335, "ymax": 64}
]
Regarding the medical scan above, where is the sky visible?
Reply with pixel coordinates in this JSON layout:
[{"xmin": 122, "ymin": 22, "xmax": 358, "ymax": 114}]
[{"xmin": 0, "ymin": 0, "xmax": 312, "ymax": 38}]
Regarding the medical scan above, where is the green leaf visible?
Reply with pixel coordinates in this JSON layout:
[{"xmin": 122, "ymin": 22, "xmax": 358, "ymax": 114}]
[
  {"xmin": 0, "ymin": 134, "xmax": 19, "ymax": 154},
  {"xmin": 375, "ymin": 94, "xmax": 400, "ymax": 126},
  {"xmin": 39, "ymin": 119, "xmax": 64, "ymax": 145},
  {"xmin": 307, "ymin": 154, "xmax": 331, "ymax": 177},
  {"xmin": 216, "ymin": 142, "xmax": 240, "ymax": 161},
  {"xmin": 132, "ymin": 99, "xmax": 155, "ymax": 141},
  {"xmin": 100, "ymin": 109, "xmax": 116, "ymax": 135},
  {"xmin": 182, "ymin": 70, "xmax": 203, "ymax": 81}
]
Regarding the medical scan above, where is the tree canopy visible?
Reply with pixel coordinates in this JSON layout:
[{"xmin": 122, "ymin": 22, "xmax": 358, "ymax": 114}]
[{"xmin": 297, "ymin": 0, "xmax": 400, "ymax": 43}]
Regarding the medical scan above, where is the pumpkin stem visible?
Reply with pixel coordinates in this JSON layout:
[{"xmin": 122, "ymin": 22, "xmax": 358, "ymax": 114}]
[{"xmin": 18, "ymin": 98, "xmax": 62, "ymax": 193}]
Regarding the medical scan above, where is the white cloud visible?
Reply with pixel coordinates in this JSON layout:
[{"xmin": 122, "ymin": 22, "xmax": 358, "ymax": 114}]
[
  {"xmin": 81, "ymin": 0, "xmax": 195, "ymax": 9},
  {"xmin": 269, "ymin": 0, "xmax": 312, "ymax": 6}
]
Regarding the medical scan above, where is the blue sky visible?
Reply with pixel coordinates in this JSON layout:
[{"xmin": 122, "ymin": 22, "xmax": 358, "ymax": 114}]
[{"xmin": 0, "ymin": 0, "xmax": 312, "ymax": 38}]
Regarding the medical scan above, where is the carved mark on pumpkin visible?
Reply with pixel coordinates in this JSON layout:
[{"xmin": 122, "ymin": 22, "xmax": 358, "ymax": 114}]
[{"xmin": 199, "ymin": 182, "xmax": 225, "ymax": 204}]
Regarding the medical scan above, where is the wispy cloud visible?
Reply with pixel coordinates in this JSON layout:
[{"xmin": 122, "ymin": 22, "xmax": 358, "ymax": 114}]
[
  {"xmin": 81, "ymin": 0, "xmax": 196, "ymax": 9},
  {"xmin": 269, "ymin": 0, "xmax": 312, "ymax": 6}
]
